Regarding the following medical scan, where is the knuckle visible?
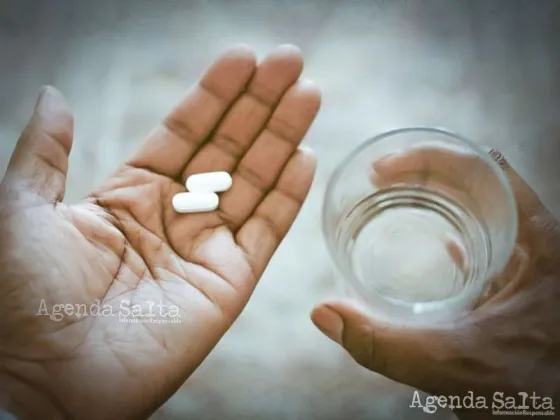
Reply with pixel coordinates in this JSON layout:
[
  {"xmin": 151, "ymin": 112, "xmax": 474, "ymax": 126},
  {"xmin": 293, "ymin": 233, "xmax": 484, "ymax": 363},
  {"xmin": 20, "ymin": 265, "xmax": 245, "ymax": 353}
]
[{"xmin": 344, "ymin": 325, "xmax": 386, "ymax": 373}]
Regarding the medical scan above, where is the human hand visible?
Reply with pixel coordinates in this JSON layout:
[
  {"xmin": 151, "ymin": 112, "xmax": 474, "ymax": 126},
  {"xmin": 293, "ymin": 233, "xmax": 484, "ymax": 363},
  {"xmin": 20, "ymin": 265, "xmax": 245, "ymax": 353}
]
[
  {"xmin": 311, "ymin": 148, "xmax": 560, "ymax": 419},
  {"xmin": 0, "ymin": 44, "xmax": 320, "ymax": 420}
]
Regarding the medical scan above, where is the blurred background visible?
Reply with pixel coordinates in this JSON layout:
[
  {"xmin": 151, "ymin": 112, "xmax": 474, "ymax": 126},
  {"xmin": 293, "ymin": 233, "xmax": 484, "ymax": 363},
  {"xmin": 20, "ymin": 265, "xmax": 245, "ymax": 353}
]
[{"xmin": 1, "ymin": 0, "xmax": 560, "ymax": 419}]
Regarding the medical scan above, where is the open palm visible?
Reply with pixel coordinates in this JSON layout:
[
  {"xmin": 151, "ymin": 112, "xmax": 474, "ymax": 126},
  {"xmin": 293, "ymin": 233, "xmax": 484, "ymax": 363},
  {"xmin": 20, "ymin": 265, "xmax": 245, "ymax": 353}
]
[{"xmin": 0, "ymin": 45, "xmax": 320, "ymax": 420}]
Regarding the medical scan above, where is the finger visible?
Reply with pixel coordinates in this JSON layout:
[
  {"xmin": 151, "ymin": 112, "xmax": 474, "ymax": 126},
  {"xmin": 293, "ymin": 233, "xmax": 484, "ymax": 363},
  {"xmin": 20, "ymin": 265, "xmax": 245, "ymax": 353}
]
[
  {"xmin": 4, "ymin": 86, "xmax": 74, "ymax": 202},
  {"xmin": 182, "ymin": 44, "xmax": 304, "ymax": 181},
  {"xmin": 488, "ymin": 149, "xmax": 560, "ymax": 267},
  {"xmin": 475, "ymin": 244, "xmax": 530, "ymax": 308},
  {"xmin": 126, "ymin": 45, "xmax": 257, "ymax": 178},
  {"xmin": 219, "ymin": 81, "xmax": 321, "ymax": 229},
  {"xmin": 446, "ymin": 238, "xmax": 467, "ymax": 273},
  {"xmin": 373, "ymin": 147, "xmax": 552, "ymax": 223},
  {"xmin": 371, "ymin": 147, "xmax": 539, "ymax": 246},
  {"xmin": 236, "ymin": 147, "xmax": 316, "ymax": 277},
  {"xmin": 487, "ymin": 149, "xmax": 553, "ymax": 221},
  {"xmin": 311, "ymin": 299, "xmax": 448, "ymax": 394},
  {"xmin": 371, "ymin": 147, "xmax": 486, "ymax": 191}
]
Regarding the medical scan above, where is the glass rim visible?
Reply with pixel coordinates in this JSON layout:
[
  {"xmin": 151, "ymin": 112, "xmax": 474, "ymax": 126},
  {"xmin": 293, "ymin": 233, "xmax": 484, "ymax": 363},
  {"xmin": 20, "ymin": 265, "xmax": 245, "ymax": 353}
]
[{"xmin": 321, "ymin": 126, "xmax": 519, "ymax": 317}]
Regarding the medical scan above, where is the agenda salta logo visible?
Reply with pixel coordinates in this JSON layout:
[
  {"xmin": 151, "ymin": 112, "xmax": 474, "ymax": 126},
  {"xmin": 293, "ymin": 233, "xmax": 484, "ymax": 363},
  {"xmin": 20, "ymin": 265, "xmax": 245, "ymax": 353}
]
[{"xmin": 410, "ymin": 390, "xmax": 555, "ymax": 416}]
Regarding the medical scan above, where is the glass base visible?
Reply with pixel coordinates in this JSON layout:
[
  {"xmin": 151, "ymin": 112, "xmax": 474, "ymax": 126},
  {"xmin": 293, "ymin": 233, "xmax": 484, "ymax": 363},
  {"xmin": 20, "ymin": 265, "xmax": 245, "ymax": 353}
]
[{"xmin": 339, "ymin": 186, "xmax": 490, "ymax": 318}]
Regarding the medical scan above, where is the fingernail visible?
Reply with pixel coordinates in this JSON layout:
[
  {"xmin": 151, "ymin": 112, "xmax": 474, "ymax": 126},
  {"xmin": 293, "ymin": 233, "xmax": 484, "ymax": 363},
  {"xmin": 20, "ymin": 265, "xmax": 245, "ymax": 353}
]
[
  {"xmin": 299, "ymin": 144, "xmax": 315, "ymax": 155},
  {"xmin": 276, "ymin": 44, "xmax": 302, "ymax": 55},
  {"xmin": 376, "ymin": 151, "xmax": 400, "ymax": 163},
  {"xmin": 299, "ymin": 78, "xmax": 317, "ymax": 89},
  {"xmin": 35, "ymin": 85, "xmax": 50, "ymax": 109},
  {"xmin": 35, "ymin": 86, "xmax": 60, "ymax": 115},
  {"xmin": 372, "ymin": 152, "xmax": 399, "ymax": 171},
  {"xmin": 313, "ymin": 306, "xmax": 344, "ymax": 344}
]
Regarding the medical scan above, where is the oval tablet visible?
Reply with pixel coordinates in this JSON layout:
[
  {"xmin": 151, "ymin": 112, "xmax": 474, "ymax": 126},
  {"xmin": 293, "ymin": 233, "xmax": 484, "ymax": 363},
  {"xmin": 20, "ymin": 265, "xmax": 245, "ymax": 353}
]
[
  {"xmin": 172, "ymin": 192, "xmax": 219, "ymax": 213},
  {"xmin": 186, "ymin": 171, "xmax": 232, "ymax": 193}
]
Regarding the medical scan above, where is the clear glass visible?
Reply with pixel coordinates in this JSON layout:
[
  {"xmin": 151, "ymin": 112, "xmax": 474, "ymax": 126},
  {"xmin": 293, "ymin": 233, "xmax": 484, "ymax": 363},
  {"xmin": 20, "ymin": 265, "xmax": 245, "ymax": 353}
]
[{"xmin": 322, "ymin": 127, "xmax": 518, "ymax": 325}]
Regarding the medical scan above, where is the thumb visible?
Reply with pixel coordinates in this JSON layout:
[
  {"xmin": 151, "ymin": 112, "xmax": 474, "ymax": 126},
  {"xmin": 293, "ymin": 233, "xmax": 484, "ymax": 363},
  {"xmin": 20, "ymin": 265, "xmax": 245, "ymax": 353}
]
[
  {"xmin": 311, "ymin": 300, "xmax": 446, "ymax": 391},
  {"xmin": 4, "ymin": 86, "xmax": 74, "ymax": 203}
]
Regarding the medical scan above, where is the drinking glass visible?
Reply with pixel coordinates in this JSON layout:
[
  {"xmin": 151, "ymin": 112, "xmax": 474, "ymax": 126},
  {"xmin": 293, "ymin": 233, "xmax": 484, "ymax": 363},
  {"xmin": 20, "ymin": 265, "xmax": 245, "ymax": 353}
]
[{"xmin": 322, "ymin": 127, "xmax": 518, "ymax": 325}]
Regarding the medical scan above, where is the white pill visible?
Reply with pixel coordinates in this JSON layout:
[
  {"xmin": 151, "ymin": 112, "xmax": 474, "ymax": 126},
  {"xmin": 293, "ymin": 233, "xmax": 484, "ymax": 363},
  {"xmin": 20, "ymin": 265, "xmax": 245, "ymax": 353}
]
[
  {"xmin": 186, "ymin": 171, "xmax": 232, "ymax": 193},
  {"xmin": 172, "ymin": 192, "xmax": 219, "ymax": 213}
]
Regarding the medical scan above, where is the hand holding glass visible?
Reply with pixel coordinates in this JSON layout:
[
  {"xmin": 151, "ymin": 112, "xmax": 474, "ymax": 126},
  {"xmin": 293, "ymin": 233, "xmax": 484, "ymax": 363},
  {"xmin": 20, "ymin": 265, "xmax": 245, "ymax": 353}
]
[{"xmin": 322, "ymin": 128, "xmax": 517, "ymax": 325}]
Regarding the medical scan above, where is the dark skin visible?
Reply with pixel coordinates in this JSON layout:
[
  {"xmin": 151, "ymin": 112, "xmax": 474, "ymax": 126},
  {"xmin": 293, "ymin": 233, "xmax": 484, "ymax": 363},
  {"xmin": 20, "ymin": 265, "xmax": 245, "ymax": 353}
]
[
  {"xmin": 0, "ymin": 45, "xmax": 321, "ymax": 419},
  {"xmin": 312, "ymin": 148, "xmax": 560, "ymax": 419},
  {"xmin": 1, "ymin": 43, "xmax": 559, "ymax": 420}
]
